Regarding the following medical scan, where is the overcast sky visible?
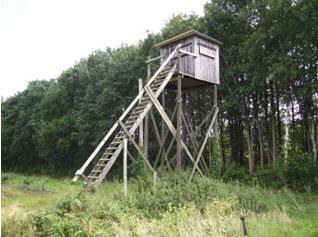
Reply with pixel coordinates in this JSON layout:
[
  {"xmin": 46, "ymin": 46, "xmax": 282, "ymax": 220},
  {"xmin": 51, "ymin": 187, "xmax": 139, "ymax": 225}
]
[{"xmin": 0, "ymin": 0, "xmax": 207, "ymax": 98}]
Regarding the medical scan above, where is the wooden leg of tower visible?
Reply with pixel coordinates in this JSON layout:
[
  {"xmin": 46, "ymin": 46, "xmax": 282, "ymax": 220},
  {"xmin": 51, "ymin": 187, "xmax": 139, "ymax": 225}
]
[
  {"xmin": 145, "ymin": 86, "xmax": 203, "ymax": 176},
  {"xmin": 139, "ymin": 79, "xmax": 144, "ymax": 149},
  {"xmin": 176, "ymin": 75, "xmax": 182, "ymax": 175},
  {"xmin": 144, "ymin": 115, "xmax": 149, "ymax": 162},
  {"xmin": 213, "ymin": 85, "xmax": 221, "ymax": 169},
  {"xmin": 145, "ymin": 57, "xmax": 151, "ymax": 165},
  {"xmin": 161, "ymin": 91, "xmax": 167, "ymax": 169},
  {"xmin": 123, "ymin": 138, "xmax": 128, "ymax": 196}
]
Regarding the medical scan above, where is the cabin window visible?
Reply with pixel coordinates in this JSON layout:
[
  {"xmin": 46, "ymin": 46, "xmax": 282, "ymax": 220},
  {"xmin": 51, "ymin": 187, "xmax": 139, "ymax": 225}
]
[{"xmin": 199, "ymin": 44, "xmax": 216, "ymax": 58}]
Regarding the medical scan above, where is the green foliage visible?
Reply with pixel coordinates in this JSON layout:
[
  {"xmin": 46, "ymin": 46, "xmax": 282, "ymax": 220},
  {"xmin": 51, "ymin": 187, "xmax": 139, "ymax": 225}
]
[
  {"xmin": 1, "ymin": 0, "xmax": 317, "ymax": 192},
  {"xmin": 211, "ymin": 137, "xmax": 222, "ymax": 179},
  {"xmin": 129, "ymin": 157, "xmax": 148, "ymax": 179},
  {"xmin": 221, "ymin": 152, "xmax": 318, "ymax": 191},
  {"xmin": 2, "ymin": 173, "xmax": 318, "ymax": 236},
  {"xmin": 221, "ymin": 162, "xmax": 248, "ymax": 181}
]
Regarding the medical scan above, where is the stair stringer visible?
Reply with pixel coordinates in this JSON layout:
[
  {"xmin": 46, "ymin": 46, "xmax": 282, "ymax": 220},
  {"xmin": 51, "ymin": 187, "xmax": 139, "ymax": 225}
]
[{"xmin": 94, "ymin": 65, "xmax": 177, "ymax": 187}]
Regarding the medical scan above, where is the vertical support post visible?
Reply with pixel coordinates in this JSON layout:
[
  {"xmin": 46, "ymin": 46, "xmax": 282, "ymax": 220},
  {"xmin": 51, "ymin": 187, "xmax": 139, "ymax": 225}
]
[
  {"xmin": 153, "ymin": 171, "xmax": 157, "ymax": 191},
  {"xmin": 213, "ymin": 85, "xmax": 218, "ymax": 108},
  {"xmin": 161, "ymin": 90, "xmax": 167, "ymax": 166},
  {"xmin": 123, "ymin": 138, "xmax": 128, "ymax": 196},
  {"xmin": 139, "ymin": 79, "xmax": 144, "ymax": 148},
  {"xmin": 176, "ymin": 48, "xmax": 182, "ymax": 175},
  {"xmin": 144, "ymin": 57, "xmax": 151, "ymax": 160},
  {"xmin": 181, "ymin": 92, "xmax": 187, "ymax": 167},
  {"xmin": 176, "ymin": 74, "xmax": 182, "ymax": 174},
  {"xmin": 212, "ymin": 85, "xmax": 221, "ymax": 176}
]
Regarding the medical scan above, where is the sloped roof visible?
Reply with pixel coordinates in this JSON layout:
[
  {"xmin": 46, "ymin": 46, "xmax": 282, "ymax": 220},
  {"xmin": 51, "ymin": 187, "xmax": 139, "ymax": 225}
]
[{"xmin": 154, "ymin": 29, "xmax": 223, "ymax": 48}]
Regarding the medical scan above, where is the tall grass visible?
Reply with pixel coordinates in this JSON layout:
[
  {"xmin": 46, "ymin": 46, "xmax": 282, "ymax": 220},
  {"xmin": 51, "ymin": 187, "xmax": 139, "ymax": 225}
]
[{"xmin": 1, "ymin": 172, "xmax": 317, "ymax": 236}]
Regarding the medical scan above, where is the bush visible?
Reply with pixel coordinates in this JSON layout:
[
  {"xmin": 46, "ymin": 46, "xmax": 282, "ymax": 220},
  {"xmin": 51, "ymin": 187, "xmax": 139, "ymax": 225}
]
[
  {"xmin": 283, "ymin": 153, "xmax": 318, "ymax": 190},
  {"xmin": 221, "ymin": 162, "xmax": 248, "ymax": 181},
  {"xmin": 129, "ymin": 157, "xmax": 148, "ymax": 179}
]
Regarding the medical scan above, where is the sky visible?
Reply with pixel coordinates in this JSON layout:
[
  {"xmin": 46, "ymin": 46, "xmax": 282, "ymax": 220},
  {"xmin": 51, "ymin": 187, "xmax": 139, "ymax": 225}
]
[{"xmin": 0, "ymin": 0, "xmax": 208, "ymax": 98}]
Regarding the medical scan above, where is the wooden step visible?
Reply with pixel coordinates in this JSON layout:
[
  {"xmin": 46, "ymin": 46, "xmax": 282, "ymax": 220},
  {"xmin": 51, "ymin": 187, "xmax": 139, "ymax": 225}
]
[
  {"xmin": 100, "ymin": 158, "xmax": 111, "ymax": 161},
  {"xmin": 95, "ymin": 164, "xmax": 106, "ymax": 167},
  {"xmin": 88, "ymin": 175, "xmax": 99, "ymax": 179},
  {"xmin": 92, "ymin": 169, "xmax": 102, "ymax": 173},
  {"xmin": 129, "ymin": 114, "xmax": 140, "ymax": 119}
]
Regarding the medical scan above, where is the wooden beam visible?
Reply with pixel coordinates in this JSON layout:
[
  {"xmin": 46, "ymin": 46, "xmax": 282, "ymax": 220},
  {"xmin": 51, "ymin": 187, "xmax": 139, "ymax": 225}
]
[
  {"xmin": 176, "ymin": 75, "xmax": 182, "ymax": 174},
  {"xmin": 154, "ymin": 104, "xmax": 177, "ymax": 168},
  {"xmin": 181, "ymin": 110, "xmax": 209, "ymax": 174},
  {"xmin": 123, "ymin": 138, "xmax": 128, "ymax": 196},
  {"xmin": 145, "ymin": 55, "xmax": 164, "ymax": 64},
  {"xmin": 127, "ymin": 150, "xmax": 135, "ymax": 161},
  {"xmin": 139, "ymin": 79, "xmax": 144, "ymax": 148},
  {"xmin": 150, "ymin": 110, "xmax": 162, "ymax": 151},
  {"xmin": 73, "ymin": 45, "xmax": 181, "ymax": 181},
  {"xmin": 161, "ymin": 90, "xmax": 167, "ymax": 170},
  {"xmin": 145, "ymin": 85, "xmax": 203, "ymax": 176},
  {"xmin": 189, "ymin": 107, "xmax": 219, "ymax": 182},
  {"xmin": 118, "ymin": 120, "xmax": 154, "ymax": 172},
  {"xmin": 95, "ymin": 143, "xmax": 123, "ymax": 186}
]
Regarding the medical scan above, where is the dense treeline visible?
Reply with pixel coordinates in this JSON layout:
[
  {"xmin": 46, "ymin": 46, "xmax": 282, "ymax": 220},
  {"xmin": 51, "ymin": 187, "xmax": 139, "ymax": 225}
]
[{"xmin": 2, "ymin": 0, "xmax": 317, "ymax": 186}]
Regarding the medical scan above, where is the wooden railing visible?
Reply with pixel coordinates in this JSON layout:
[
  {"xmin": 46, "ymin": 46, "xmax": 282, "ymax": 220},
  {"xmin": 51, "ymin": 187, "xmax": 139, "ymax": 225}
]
[{"xmin": 72, "ymin": 44, "xmax": 183, "ymax": 181}]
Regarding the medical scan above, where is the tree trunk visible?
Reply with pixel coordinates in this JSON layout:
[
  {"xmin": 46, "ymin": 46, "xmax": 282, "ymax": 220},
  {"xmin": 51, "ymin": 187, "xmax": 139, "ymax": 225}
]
[
  {"xmin": 284, "ymin": 104, "xmax": 290, "ymax": 166},
  {"xmin": 258, "ymin": 122, "xmax": 264, "ymax": 168},
  {"xmin": 270, "ymin": 81, "xmax": 277, "ymax": 166},
  {"xmin": 247, "ymin": 123, "xmax": 254, "ymax": 176},
  {"xmin": 312, "ymin": 121, "xmax": 317, "ymax": 163}
]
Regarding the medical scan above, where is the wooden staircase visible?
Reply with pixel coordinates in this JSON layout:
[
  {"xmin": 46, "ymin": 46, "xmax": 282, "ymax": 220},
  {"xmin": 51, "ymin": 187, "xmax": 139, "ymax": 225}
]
[
  {"xmin": 73, "ymin": 44, "xmax": 183, "ymax": 188},
  {"xmin": 87, "ymin": 67, "xmax": 175, "ymax": 185}
]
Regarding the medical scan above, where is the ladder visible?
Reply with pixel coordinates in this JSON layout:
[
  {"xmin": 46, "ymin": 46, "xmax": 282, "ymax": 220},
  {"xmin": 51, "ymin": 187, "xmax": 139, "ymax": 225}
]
[{"xmin": 73, "ymin": 45, "xmax": 182, "ymax": 188}]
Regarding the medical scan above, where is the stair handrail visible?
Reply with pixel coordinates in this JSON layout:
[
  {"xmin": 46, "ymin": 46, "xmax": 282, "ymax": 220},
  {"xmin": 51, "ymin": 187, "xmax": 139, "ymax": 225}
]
[{"xmin": 72, "ymin": 44, "xmax": 182, "ymax": 181}]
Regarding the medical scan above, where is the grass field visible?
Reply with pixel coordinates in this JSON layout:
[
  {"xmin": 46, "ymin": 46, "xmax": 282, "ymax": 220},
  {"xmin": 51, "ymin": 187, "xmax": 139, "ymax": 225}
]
[{"xmin": 1, "ymin": 172, "xmax": 318, "ymax": 237}]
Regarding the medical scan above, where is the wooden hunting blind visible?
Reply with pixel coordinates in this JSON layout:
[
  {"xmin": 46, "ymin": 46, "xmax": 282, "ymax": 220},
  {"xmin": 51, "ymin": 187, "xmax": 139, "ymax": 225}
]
[
  {"xmin": 155, "ymin": 30, "xmax": 222, "ymax": 90},
  {"xmin": 73, "ymin": 30, "xmax": 222, "ymax": 194}
]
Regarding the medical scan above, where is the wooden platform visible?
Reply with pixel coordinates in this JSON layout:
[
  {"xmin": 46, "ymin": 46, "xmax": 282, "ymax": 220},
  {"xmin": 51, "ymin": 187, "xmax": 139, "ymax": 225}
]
[{"xmin": 166, "ymin": 73, "xmax": 215, "ymax": 91}]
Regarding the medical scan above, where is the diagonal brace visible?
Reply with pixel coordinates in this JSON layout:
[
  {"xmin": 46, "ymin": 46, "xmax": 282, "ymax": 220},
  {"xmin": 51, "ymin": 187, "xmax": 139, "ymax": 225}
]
[
  {"xmin": 118, "ymin": 120, "xmax": 154, "ymax": 172},
  {"xmin": 188, "ymin": 107, "xmax": 219, "ymax": 182},
  {"xmin": 145, "ymin": 85, "xmax": 203, "ymax": 176}
]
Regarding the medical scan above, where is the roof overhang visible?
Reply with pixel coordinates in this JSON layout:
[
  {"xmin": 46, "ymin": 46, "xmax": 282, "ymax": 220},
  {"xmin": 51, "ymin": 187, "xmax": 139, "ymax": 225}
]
[{"xmin": 154, "ymin": 30, "xmax": 223, "ymax": 48}]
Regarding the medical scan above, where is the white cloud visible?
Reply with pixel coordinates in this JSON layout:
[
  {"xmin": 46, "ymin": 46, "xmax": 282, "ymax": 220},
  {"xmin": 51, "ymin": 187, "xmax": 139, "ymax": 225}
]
[{"xmin": 0, "ymin": 0, "xmax": 207, "ymax": 98}]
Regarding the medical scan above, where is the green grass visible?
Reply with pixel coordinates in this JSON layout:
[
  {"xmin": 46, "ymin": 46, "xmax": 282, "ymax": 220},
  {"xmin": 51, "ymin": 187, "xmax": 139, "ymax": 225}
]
[{"xmin": 1, "ymin": 172, "xmax": 318, "ymax": 237}]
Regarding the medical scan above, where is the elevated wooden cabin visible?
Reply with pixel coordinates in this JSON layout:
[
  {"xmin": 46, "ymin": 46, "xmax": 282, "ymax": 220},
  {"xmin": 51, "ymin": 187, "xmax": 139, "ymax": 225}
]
[{"xmin": 155, "ymin": 30, "xmax": 222, "ymax": 90}]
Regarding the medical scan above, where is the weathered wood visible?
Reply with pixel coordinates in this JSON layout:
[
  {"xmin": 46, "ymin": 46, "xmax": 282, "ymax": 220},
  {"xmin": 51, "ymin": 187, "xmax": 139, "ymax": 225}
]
[
  {"xmin": 151, "ymin": 110, "xmax": 171, "ymax": 170},
  {"xmin": 73, "ymin": 65, "xmax": 170, "ymax": 180},
  {"xmin": 95, "ymin": 143, "xmax": 124, "ymax": 186},
  {"xmin": 118, "ymin": 120, "xmax": 154, "ymax": 172},
  {"xmin": 182, "ymin": 110, "xmax": 209, "ymax": 174},
  {"xmin": 144, "ymin": 115, "xmax": 149, "ymax": 160},
  {"xmin": 153, "ymin": 171, "xmax": 157, "ymax": 190},
  {"xmin": 145, "ymin": 85, "xmax": 203, "ymax": 176},
  {"xmin": 123, "ymin": 138, "xmax": 128, "ymax": 196},
  {"xmin": 161, "ymin": 90, "xmax": 167, "ymax": 168},
  {"xmin": 158, "ymin": 134, "xmax": 175, "ymax": 171},
  {"xmin": 139, "ymin": 79, "xmax": 144, "ymax": 148},
  {"xmin": 127, "ymin": 150, "xmax": 135, "ymax": 161},
  {"xmin": 176, "ymin": 74, "xmax": 182, "ymax": 174},
  {"xmin": 154, "ymin": 104, "xmax": 177, "ymax": 169},
  {"xmin": 150, "ymin": 111, "xmax": 162, "ymax": 144},
  {"xmin": 157, "ymin": 30, "xmax": 221, "ymax": 87},
  {"xmin": 145, "ymin": 55, "xmax": 164, "ymax": 64},
  {"xmin": 189, "ymin": 107, "xmax": 219, "ymax": 182}
]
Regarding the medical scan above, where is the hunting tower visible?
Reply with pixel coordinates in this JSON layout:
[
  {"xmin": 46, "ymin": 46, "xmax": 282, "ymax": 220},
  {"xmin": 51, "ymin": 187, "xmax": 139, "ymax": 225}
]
[
  {"xmin": 73, "ymin": 30, "xmax": 222, "ymax": 193},
  {"xmin": 156, "ymin": 30, "xmax": 221, "ymax": 89}
]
